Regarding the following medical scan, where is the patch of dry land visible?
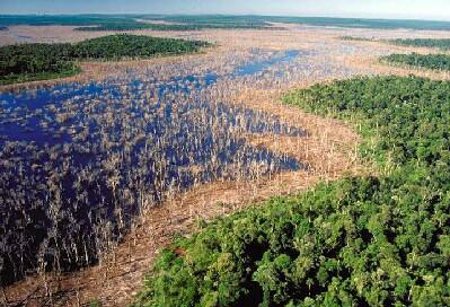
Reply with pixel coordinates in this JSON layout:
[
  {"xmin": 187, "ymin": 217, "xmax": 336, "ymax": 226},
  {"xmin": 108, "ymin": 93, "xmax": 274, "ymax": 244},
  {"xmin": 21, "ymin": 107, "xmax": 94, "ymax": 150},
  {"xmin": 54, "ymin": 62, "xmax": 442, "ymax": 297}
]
[{"xmin": 1, "ymin": 25, "xmax": 450, "ymax": 306}]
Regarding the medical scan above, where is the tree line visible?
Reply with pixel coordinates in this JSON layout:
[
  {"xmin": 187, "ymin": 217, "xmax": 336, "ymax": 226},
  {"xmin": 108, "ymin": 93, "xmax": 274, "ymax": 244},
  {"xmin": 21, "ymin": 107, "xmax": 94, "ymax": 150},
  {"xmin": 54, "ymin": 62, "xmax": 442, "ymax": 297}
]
[
  {"xmin": 133, "ymin": 76, "xmax": 450, "ymax": 306},
  {"xmin": 0, "ymin": 34, "xmax": 209, "ymax": 85},
  {"xmin": 75, "ymin": 23, "xmax": 204, "ymax": 32},
  {"xmin": 0, "ymin": 15, "xmax": 271, "ymax": 32},
  {"xmin": 382, "ymin": 53, "xmax": 450, "ymax": 71},
  {"xmin": 392, "ymin": 38, "xmax": 450, "ymax": 50},
  {"xmin": 4, "ymin": 15, "xmax": 450, "ymax": 31}
]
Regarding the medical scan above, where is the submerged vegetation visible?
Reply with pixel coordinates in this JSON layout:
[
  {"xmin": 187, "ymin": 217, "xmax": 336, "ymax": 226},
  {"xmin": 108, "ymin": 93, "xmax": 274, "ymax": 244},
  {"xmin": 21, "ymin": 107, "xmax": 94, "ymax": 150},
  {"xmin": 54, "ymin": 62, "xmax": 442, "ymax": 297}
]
[
  {"xmin": 134, "ymin": 76, "xmax": 450, "ymax": 306},
  {"xmin": 382, "ymin": 53, "xmax": 450, "ymax": 71},
  {"xmin": 0, "ymin": 48, "xmax": 308, "ymax": 286},
  {"xmin": 0, "ymin": 34, "xmax": 209, "ymax": 84}
]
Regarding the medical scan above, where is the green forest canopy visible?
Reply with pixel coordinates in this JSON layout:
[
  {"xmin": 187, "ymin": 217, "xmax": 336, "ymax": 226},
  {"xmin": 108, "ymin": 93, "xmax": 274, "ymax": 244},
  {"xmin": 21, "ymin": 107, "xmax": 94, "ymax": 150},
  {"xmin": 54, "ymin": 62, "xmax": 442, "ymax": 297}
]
[
  {"xmin": 391, "ymin": 38, "xmax": 450, "ymax": 50},
  {"xmin": 133, "ymin": 76, "xmax": 450, "ymax": 306},
  {"xmin": 382, "ymin": 53, "xmax": 450, "ymax": 71},
  {"xmin": 0, "ymin": 34, "xmax": 209, "ymax": 85},
  {"xmin": 340, "ymin": 37, "xmax": 450, "ymax": 51}
]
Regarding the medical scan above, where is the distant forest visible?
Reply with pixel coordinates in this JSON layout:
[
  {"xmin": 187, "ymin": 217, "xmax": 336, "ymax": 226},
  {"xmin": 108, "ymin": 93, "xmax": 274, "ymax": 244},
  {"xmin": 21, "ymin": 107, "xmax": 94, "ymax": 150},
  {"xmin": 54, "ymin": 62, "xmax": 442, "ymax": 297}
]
[
  {"xmin": 0, "ymin": 34, "xmax": 209, "ymax": 85},
  {"xmin": 392, "ymin": 38, "xmax": 450, "ymax": 50},
  {"xmin": 3, "ymin": 15, "xmax": 450, "ymax": 31},
  {"xmin": 382, "ymin": 53, "xmax": 450, "ymax": 71}
]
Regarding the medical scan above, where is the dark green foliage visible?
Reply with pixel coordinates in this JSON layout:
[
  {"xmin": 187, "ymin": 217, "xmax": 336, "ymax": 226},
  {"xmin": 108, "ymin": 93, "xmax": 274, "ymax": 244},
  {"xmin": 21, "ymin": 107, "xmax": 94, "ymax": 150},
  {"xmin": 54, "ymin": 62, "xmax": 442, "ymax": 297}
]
[
  {"xmin": 0, "ymin": 43, "xmax": 79, "ymax": 85},
  {"xmin": 0, "ymin": 67, "xmax": 81, "ymax": 85},
  {"xmin": 0, "ymin": 34, "xmax": 208, "ymax": 84},
  {"xmin": 285, "ymin": 76, "xmax": 450, "ymax": 168},
  {"xmin": 382, "ymin": 53, "xmax": 450, "ymax": 71},
  {"xmin": 391, "ymin": 39, "xmax": 450, "ymax": 50},
  {"xmin": 134, "ymin": 76, "xmax": 450, "ymax": 306},
  {"xmin": 0, "ymin": 43, "xmax": 74, "ymax": 75},
  {"xmin": 72, "ymin": 34, "xmax": 209, "ymax": 60}
]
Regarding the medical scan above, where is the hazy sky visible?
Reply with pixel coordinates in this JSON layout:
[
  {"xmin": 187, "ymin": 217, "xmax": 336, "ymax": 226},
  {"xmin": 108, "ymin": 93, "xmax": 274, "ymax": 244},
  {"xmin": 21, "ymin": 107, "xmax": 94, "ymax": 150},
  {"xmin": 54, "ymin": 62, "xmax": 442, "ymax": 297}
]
[{"xmin": 2, "ymin": 0, "xmax": 450, "ymax": 21}]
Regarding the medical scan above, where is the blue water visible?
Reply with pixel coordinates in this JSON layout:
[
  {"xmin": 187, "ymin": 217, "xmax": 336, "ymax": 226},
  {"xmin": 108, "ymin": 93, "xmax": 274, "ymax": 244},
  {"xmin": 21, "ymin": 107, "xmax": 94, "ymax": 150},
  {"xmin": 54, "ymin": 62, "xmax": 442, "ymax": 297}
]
[
  {"xmin": 234, "ymin": 50, "xmax": 301, "ymax": 76},
  {"xmin": 0, "ymin": 50, "xmax": 300, "ymax": 145},
  {"xmin": 0, "ymin": 49, "xmax": 305, "ymax": 284}
]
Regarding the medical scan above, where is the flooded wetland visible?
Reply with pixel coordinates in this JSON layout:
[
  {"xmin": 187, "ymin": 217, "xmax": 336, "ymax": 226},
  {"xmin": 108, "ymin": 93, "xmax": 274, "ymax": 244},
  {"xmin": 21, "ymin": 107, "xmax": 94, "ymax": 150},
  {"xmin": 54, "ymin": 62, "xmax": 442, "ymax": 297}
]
[
  {"xmin": 1, "ymin": 21, "xmax": 450, "ymax": 306},
  {"xmin": 0, "ymin": 50, "xmax": 308, "ymax": 286}
]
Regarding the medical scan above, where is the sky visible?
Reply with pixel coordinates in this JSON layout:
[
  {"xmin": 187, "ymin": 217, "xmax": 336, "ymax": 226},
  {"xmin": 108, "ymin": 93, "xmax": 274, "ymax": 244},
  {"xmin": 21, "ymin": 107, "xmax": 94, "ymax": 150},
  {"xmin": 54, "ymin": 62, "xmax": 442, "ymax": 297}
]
[{"xmin": 2, "ymin": 0, "xmax": 450, "ymax": 21}]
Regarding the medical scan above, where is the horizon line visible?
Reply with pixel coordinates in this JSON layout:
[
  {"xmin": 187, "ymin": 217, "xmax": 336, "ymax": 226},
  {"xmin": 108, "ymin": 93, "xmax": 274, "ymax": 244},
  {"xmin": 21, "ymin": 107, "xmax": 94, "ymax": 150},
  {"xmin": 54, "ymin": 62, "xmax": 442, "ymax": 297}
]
[{"xmin": 0, "ymin": 13, "xmax": 450, "ymax": 23}]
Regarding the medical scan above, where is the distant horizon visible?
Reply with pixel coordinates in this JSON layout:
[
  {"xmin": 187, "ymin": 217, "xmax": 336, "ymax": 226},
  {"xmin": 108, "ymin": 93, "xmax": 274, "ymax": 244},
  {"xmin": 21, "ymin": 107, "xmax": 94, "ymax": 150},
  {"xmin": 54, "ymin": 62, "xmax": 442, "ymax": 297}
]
[
  {"xmin": 0, "ymin": 13, "xmax": 450, "ymax": 23},
  {"xmin": 2, "ymin": 0, "xmax": 450, "ymax": 22}
]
